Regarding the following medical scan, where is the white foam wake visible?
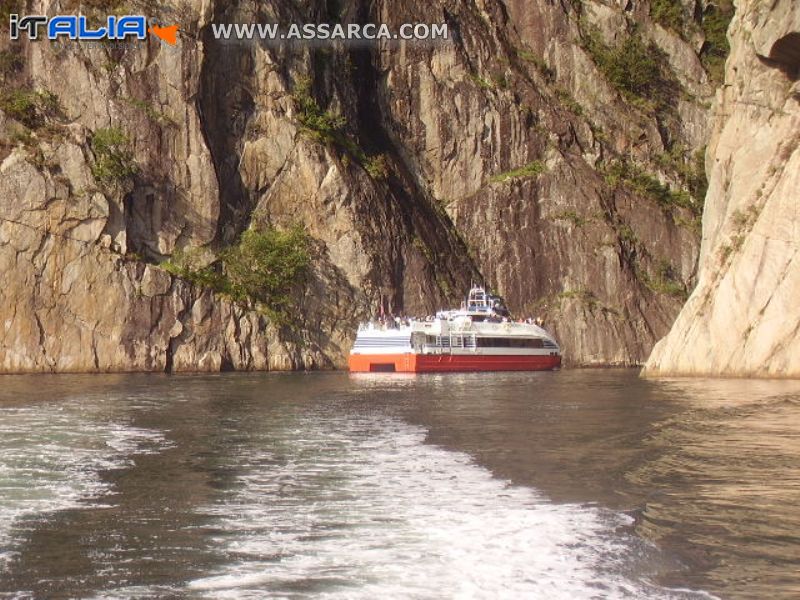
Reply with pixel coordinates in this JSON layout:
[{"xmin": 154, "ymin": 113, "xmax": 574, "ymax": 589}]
[
  {"xmin": 0, "ymin": 401, "xmax": 170, "ymax": 572},
  {"xmin": 188, "ymin": 415, "xmax": 712, "ymax": 599}
]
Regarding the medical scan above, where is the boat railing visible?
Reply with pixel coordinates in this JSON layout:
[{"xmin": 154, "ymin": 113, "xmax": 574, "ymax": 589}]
[
  {"xmin": 357, "ymin": 315, "xmax": 551, "ymax": 337},
  {"xmin": 358, "ymin": 318, "xmax": 414, "ymax": 332}
]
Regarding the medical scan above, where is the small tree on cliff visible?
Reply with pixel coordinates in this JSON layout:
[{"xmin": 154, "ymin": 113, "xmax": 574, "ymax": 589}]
[{"xmin": 222, "ymin": 225, "xmax": 311, "ymax": 317}]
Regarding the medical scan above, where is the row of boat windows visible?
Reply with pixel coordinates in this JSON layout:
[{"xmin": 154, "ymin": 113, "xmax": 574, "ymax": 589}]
[
  {"xmin": 421, "ymin": 335, "xmax": 545, "ymax": 349},
  {"xmin": 355, "ymin": 334, "xmax": 557, "ymax": 350}
]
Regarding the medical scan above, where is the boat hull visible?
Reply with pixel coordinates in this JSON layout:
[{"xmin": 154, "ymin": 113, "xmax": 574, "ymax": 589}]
[{"xmin": 348, "ymin": 353, "xmax": 561, "ymax": 373}]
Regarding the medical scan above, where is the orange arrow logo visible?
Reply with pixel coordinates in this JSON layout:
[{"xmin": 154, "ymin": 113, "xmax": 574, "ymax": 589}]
[{"xmin": 149, "ymin": 24, "xmax": 179, "ymax": 45}]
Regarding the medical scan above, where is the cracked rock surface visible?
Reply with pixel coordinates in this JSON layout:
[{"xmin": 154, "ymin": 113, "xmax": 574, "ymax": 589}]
[
  {"xmin": 1, "ymin": 0, "xmax": 730, "ymax": 372},
  {"xmin": 644, "ymin": 0, "xmax": 800, "ymax": 377}
]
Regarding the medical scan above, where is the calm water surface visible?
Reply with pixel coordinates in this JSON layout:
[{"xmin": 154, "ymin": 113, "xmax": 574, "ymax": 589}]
[{"xmin": 0, "ymin": 370, "xmax": 798, "ymax": 599}]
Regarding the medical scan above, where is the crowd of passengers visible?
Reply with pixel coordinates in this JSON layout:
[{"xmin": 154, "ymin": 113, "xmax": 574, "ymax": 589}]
[{"xmin": 373, "ymin": 315, "xmax": 545, "ymax": 328}]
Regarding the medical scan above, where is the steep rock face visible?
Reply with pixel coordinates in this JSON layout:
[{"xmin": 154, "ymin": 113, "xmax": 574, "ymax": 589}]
[
  {"xmin": 0, "ymin": 0, "xmax": 477, "ymax": 373},
  {"xmin": 29, "ymin": 2, "xmax": 219, "ymax": 258},
  {"xmin": 1, "ymin": 0, "xmax": 723, "ymax": 372},
  {"xmin": 645, "ymin": 0, "xmax": 800, "ymax": 377},
  {"xmin": 376, "ymin": 0, "xmax": 710, "ymax": 364},
  {"xmin": 0, "ymin": 139, "xmax": 335, "ymax": 372}
]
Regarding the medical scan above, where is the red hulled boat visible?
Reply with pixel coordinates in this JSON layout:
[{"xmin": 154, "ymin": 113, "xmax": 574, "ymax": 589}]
[{"xmin": 348, "ymin": 286, "xmax": 562, "ymax": 373}]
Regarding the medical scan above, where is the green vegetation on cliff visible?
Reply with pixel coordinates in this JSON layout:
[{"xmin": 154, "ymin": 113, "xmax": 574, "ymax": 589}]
[
  {"xmin": 699, "ymin": 1, "xmax": 734, "ymax": 82},
  {"xmin": 658, "ymin": 145, "xmax": 708, "ymax": 208},
  {"xmin": 582, "ymin": 28, "xmax": 678, "ymax": 114},
  {"xmin": 490, "ymin": 161, "xmax": 546, "ymax": 184},
  {"xmin": 162, "ymin": 226, "xmax": 311, "ymax": 322},
  {"xmin": 123, "ymin": 97, "xmax": 177, "ymax": 127},
  {"xmin": 292, "ymin": 77, "xmax": 388, "ymax": 181},
  {"xmin": 647, "ymin": 0, "xmax": 734, "ymax": 83},
  {"xmin": 0, "ymin": 45, "xmax": 62, "ymax": 133},
  {"xmin": 90, "ymin": 127, "xmax": 137, "ymax": 184},
  {"xmin": 363, "ymin": 154, "xmax": 389, "ymax": 180},
  {"xmin": 0, "ymin": 89, "xmax": 60, "ymax": 129},
  {"xmin": 554, "ymin": 87, "xmax": 585, "ymax": 115},
  {"xmin": 294, "ymin": 77, "xmax": 347, "ymax": 145},
  {"xmin": 650, "ymin": 0, "xmax": 685, "ymax": 32},
  {"xmin": 639, "ymin": 259, "xmax": 688, "ymax": 298},
  {"xmin": 516, "ymin": 48, "xmax": 555, "ymax": 81},
  {"xmin": 551, "ymin": 210, "xmax": 593, "ymax": 227},
  {"xmin": 468, "ymin": 73, "xmax": 494, "ymax": 90},
  {"xmin": 612, "ymin": 219, "xmax": 689, "ymax": 299},
  {"xmin": 603, "ymin": 159, "xmax": 702, "ymax": 216},
  {"xmin": 224, "ymin": 227, "xmax": 311, "ymax": 315}
]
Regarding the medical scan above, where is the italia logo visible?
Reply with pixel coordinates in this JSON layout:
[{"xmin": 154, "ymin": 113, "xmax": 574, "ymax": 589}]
[{"xmin": 9, "ymin": 14, "xmax": 179, "ymax": 45}]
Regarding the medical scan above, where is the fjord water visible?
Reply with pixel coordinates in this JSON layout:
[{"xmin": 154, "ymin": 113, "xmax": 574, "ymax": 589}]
[{"xmin": 0, "ymin": 372, "xmax": 798, "ymax": 599}]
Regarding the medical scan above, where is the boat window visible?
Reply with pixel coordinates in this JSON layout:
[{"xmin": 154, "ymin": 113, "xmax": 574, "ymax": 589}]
[
  {"xmin": 476, "ymin": 337, "xmax": 544, "ymax": 348},
  {"xmin": 411, "ymin": 332, "xmax": 426, "ymax": 351}
]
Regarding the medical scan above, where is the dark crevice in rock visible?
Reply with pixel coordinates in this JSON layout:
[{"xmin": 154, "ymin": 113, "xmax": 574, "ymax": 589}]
[
  {"xmin": 220, "ymin": 353, "xmax": 235, "ymax": 372},
  {"xmin": 101, "ymin": 194, "xmax": 127, "ymax": 253},
  {"xmin": 344, "ymin": 6, "xmax": 479, "ymax": 311},
  {"xmin": 768, "ymin": 32, "xmax": 800, "ymax": 81},
  {"xmin": 197, "ymin": 1, "xmax": 255, "ymax": 245},
  {"xmin": 165, "ymin": 336, "xmax": 176, "ymax": 374}
]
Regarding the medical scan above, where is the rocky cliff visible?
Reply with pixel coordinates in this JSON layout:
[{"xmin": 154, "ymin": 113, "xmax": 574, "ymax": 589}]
[
  {"xmin": 644, "ymin": 0, "xmax": 800, "ymax": 378},
  {"xmin": 0, "ymin": 0, "xmax": 727, "ymax": 372}
]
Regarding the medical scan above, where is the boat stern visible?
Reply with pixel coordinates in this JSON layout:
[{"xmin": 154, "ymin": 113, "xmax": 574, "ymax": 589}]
[{"xmin": 348, "ymin": 352, "xmax": 417, "ymax": 373}]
